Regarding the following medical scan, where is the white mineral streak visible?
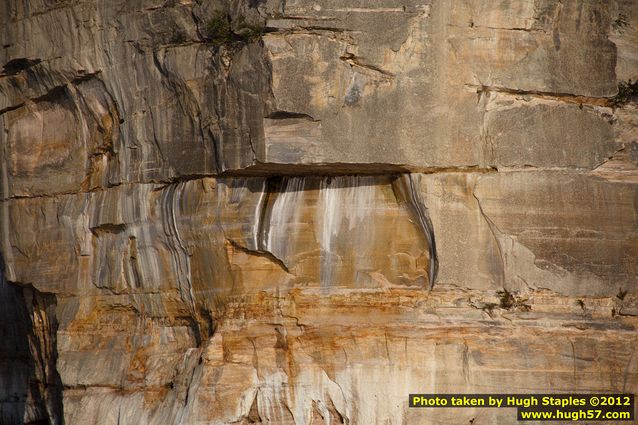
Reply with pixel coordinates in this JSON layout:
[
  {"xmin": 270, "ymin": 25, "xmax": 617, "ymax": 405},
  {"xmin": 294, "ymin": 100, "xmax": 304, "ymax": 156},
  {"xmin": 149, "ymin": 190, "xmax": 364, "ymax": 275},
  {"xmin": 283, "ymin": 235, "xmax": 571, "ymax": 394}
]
[
  {"xmin": 160, "ymin": 183, "xmax": 196, "ymax": 312},
  {"xmin": 266, "ymin": 177, "xmax": 306, "ymax": 262},
  {"xmin": 316, "ymin": 176, "xmax": 377, "ymax": 286},
  {"xmin": 252, "ymin": 180, "xmax": 268, "ymax": 250},
  {"xmin": 261, "ymin": 176, "xmax": 380, "ymax": 258},
  {"xmin": 254, "ymin": 176, "xmax": 380, "ymax": 284},
  {"xmin": 318, "ymin": 176, "xmax": 377, "ymax": 243}
]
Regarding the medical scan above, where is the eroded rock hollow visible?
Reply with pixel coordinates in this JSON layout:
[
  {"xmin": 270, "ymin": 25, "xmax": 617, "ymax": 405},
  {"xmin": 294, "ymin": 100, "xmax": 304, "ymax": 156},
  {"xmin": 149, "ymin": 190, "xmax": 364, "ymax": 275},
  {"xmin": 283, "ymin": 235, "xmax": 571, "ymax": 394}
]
[{"xmin": 1, "ymin": 0, "xmax": 637, "ymax": 424}]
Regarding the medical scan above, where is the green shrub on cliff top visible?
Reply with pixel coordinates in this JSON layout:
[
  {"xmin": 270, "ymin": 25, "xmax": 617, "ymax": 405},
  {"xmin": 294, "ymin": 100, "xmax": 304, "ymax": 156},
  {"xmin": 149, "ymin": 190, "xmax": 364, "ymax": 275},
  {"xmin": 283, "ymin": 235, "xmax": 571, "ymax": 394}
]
[
  {"xmin": 206, "ymin": 11, "xmax": 263, "ymax": 47},
  {"xmin": 206, "ymin": 11, "xmax": 233, "ymax": 45}
]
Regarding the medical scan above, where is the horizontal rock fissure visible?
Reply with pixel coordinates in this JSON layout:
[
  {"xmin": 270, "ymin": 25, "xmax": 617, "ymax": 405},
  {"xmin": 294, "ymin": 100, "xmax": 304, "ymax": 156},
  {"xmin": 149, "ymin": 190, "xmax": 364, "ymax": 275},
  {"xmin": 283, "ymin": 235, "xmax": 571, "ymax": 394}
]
[
  {"xmin": 265, "ymin": 111, "xmax": 318, "ymax": 121},
  {"xmin": 469, "ymin": 84, "xmax": 613, "ymax": 106},
  {"xmin": 90, "ymin": 223, "xmax": 127, "ymax": 236},
  {"xmin": 1, "ymin": 58, "xmax": 42, "ymax": 76},
  {"xmin": 0, "ymin": 71, "xmax": 102, "ymax": 116},
  {"xmin": 1, "ymin": 167, "xmax": 501, "ymax": 201}
]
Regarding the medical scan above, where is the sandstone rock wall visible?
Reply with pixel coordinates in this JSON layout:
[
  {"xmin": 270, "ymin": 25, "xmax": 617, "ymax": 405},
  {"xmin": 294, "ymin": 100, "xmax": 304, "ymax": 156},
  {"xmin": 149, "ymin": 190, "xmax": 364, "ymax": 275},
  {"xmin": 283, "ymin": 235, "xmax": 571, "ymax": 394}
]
[{"xmin": 0, "ymin": 1, "xmax": 637, "ymax": 424}]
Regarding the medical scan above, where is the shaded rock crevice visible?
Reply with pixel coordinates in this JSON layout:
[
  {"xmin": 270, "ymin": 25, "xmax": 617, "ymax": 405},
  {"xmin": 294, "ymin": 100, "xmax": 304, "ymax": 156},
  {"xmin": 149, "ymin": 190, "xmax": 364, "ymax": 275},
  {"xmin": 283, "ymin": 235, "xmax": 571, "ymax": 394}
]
[
  {"xmin": 226, "ymin": 239, "xmax": 291, "ymax": 274},
  {"xmin": 469, "ymin": 83, "xmax": 614, "ymax": 106},
  {"xmin": 391, "ymin": 174, "xmax": 438, "ymax": 289},
  {"xmin": 0, "ymin": 257, "xmax": 64, "ymax": 425}
]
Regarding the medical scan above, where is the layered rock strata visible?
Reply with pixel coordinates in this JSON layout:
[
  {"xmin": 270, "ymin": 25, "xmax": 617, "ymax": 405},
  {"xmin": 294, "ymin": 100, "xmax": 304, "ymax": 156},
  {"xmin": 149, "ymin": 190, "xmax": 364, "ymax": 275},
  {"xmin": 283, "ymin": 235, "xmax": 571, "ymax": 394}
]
[{"xmin": 1, "ymin": 1, "xmax": 637, "ymax": 424}]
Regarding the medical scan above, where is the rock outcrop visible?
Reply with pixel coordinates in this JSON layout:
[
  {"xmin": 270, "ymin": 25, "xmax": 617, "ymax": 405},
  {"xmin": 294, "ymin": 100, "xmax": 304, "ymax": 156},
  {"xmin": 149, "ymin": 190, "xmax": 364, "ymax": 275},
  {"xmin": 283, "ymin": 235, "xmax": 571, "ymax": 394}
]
[{"xmin": 1, "ymin": 1, "xmax": 637, "ymax": 424}]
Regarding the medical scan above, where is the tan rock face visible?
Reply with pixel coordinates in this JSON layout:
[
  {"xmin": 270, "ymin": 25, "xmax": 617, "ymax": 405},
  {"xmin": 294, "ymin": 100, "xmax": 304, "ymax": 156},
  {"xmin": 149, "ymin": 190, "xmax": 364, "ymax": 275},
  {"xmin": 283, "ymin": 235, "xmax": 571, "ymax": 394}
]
[
  {"xmin": 1, "ymin": 0, "xmax": 637, "ymax": 424},
  {"xmin": 3, "ymin": 176, "xmax": 433, "ymax": 296}
]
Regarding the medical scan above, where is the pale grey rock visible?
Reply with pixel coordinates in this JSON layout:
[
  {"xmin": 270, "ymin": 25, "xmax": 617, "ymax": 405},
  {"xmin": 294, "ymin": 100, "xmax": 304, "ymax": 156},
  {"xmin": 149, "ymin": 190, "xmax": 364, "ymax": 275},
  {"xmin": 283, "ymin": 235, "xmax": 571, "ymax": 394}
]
[
  {"xmin": 483, "ymin": 96, "xmax": 617, "ymax": 169},
  {"xmin": 611, "ymin": 0, "xmax": 638, "ymax": 81},
  {"xmin": 447, "ymin": 0, "xmax": 617, "ymax": 96},
  {"xmin": 417, "ymin": 173, "xmax": 503, "ymax": 291},
  {"xmin": 1, "ymin": 0, "xmax": 636, "ymax": 424},
  {"xmin": 416, "ymin": 171, "xmax": 638, "ymax": 295},
  {"xmin": 473, "ymin": 171, "xmax": 638, "ymax": 296},
  {"xmin": 1, "ymin": 0, "xmax": 622, "ymax": 199},
  {"xmin": 257, "ymin": 0, "xmax": 618, "ymax": 170}
]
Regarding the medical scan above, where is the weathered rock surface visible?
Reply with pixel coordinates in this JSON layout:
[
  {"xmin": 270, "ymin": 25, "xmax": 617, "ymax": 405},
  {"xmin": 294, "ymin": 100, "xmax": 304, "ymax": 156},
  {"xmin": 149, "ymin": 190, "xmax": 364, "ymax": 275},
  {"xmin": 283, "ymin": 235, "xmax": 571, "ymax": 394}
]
[{"xmin": 1, "ymin": 0, "xmax": 637, "ymax": 424}]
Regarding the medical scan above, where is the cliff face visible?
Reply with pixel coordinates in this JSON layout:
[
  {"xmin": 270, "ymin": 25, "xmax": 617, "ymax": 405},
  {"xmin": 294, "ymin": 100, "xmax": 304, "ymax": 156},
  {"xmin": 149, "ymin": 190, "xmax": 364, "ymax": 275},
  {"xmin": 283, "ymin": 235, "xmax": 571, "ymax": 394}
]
[{"xmin": 1, "ymin": 1, "xmax": 637, "ymax": 424}]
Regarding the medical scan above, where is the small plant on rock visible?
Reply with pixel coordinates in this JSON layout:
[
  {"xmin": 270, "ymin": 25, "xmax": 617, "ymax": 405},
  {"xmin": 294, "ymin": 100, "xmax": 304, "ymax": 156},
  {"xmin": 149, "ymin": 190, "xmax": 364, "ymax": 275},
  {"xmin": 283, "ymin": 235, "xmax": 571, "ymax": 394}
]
[
  {"xmin": 612, "ymin": 13, "xmax": 630, "ymax": 33},
  {"xmin": 481, "ymin": 302, "xmax": 498, "ymax": 318},
  {"xmin": 206, "ymin": 11, "xmax": 234, "ymax": 45},
  {"xmin": 169, "ymin": 30, "xmax": 188, "ymax": 44},
  {"xmin": 576, "ymin": 299, "xmax": 586, "ymax": 311},
  {"xmin": 617, "ymin": 288, "xmax": 628, "ymax": 301},
  {"xmin": 496, "ymin": 289, "xmax": 531, "ymax": 312},
  {"xmin": 611, "ymin": 79, "xmax": 638, "ymax": 108},
  {"xmin": 205, "ymin": 11, "xmax": 264, "ymax": 47}
]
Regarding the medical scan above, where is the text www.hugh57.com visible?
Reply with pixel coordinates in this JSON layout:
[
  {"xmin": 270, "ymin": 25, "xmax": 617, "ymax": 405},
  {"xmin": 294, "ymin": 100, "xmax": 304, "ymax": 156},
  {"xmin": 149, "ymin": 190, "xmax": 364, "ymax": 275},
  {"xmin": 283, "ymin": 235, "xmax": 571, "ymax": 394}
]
[{"xmin": 518, "ymin": 409, "xmax": 631, "ymax": 421}]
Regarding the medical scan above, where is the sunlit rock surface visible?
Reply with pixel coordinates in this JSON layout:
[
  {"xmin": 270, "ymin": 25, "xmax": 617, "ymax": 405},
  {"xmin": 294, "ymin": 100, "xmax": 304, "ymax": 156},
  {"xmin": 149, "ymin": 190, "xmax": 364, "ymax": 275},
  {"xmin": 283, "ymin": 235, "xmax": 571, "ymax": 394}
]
[{"xmin": 1, "ymin": 0, "xmax": 637, "ymax": 424}]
